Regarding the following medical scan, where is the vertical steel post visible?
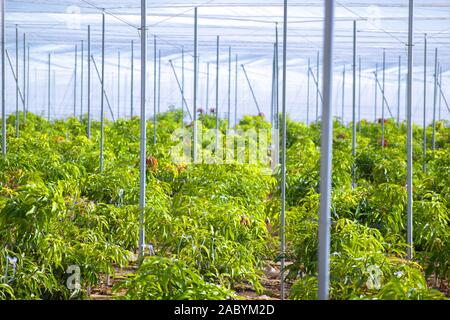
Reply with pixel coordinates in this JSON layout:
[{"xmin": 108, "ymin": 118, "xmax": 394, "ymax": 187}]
[
  {"xmin": 158, "ymin": 49, "xmax": 161, "ymax": 114},
  {"xmin": 100, "ymin": 10, "xmax": 105, "ymax": 173},
  {"xmin": 215, "ymin": 35, "xmax": 220, "ymax": 148},
  {"xmin": 358, "ymin": 56, "xmax": 361, "ymax": 131},
  {"xmin": 81, "ymin": 40, "xmax": 84, "ymax": 120},
  {"xmin": 341, "ymin": 65, "xmax": 345, "ymax": 122},
  {"xmin": 406, "ymin": 0, "xmax": 414, "ymax": 261},
  {"xmin": 87, "ymin": 25, "xmax": 91, "ymax": 138},
  {"xmin": 1, "ymin": 0, "xmax": 5, "ymax": 159},
  {"xmin": 23, "ymin": 33, "xmax": 26, "ymax": 124},
  {"xmin": 206, "ymin": 62, "xmax": 210, "ymax": 112},
  {"xmin": 316, "ymin": 51, "xmax": 320, "ymax": 122},
  {"xmin": 47, "ymin": 53, "xmax": 51, "ymax": 121},
  {"xmin": 153, "ymin": 36, "xmax": 157, "ymax": 145},
  {"xmin": 280, "ymin": 0, "xmax": 288, "ymax": 300},
  {"xmin": 397, "ymin": 55, "xmax": 401, "ymax": 126},
  {"xmin": 271, "ymin": 45, "xmax": 276, "ymax": 128},
  {"xmin": 26, "ymin": 43, "xmax": 29, "ymax": 123},
  {"xmin": 275, "ymin": 23, "xmax": 279, "ymax": 129},
  {"xmin": 130, "ymin": 40, "xmax": 134, "ymax": 118},
  {"xmin": 234, "ymin": 54, "xmax": 238, "ymax": 126},
  {"xmin": 74, "ymin": 44, "xmax": 77, "ymax": 118},
  {"xmin": 318, "ymin": 0, "xmax": 335, "ymax": 301},
  {"xmin": 352, "ymin": 21, "xmax": 357, "ymax": 188},
  {"xmin": 381, "ymin": 49, "xmax": 386, "ymax": 150},
  {"xmin": 423, "ymin": 35, "xmax": 427, "ymax": 172},
  {"xmin": 193, "ymin": 8, "xmax": 198, "ymax": 163},
  {"xmin": 374, "ymin": 63, "xmax": 378, "ymax": 122},
  {"xmin": 432, "ymin": 48, "xmax": 438, "ymax": 151},
  {"xmin": 438, "ymin": 65, "xmax": 442, "ymax": 121},
  {"xmin": 15, "ymin": 25, "xmax": 18, "ymax": 137},
  {"xmin": 181, "ymin": 46, "xmax": 184, "ymax": 125},
  {"xmin": 228, "ymin": 46, "xmax": 231, "ymax": 129},
  {"xmin": 138, "ymin": 0, "xmax": 147, "ymax": 259},
  {"xmin": 307, "ymin": 58, "xmax": 310, "ymax": 126},
  {"xmin": 117, "ymin": 50, "xmax": 120, "ymax": 119}
]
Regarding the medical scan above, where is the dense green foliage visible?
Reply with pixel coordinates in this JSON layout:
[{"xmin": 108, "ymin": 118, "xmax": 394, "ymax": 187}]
[{"xmin": 0, "ymin": 110, "xmax": 448, "ymax": 300}]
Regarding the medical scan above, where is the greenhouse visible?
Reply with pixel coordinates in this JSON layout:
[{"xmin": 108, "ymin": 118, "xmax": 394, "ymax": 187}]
[{"xmin": 0, "ymin": 0, "xmax": 449, "ymax": 302}]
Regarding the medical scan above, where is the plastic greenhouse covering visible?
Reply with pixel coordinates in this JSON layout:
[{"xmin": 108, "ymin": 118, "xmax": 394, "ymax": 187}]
[{"xmin": 2, "ymin": 0, "xmax": 450, "ymax": 123}]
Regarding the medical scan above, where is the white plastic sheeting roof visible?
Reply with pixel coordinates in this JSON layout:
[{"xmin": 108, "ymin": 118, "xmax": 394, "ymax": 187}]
[{"xmin": 3, "ymin": 0, "xmax": 450, "ymax": 123}]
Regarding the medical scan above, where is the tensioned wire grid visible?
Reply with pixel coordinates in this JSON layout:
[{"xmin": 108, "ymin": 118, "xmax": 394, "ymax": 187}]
[{"xmin": 2, "ymin": 0, "xmax": 450, "ymax": 123}]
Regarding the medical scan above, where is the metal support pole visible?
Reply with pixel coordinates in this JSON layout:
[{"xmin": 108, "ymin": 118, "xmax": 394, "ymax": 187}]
[
  {"xmin": 275, "ymin": 23, "xmax": 279, "ymax": 128},
  {"xmin": 381, "ymin": 49, "xmax": 386, "ymax": 150},
  {"xmin": 438, "ymin": 65, "xmax": 442, "ymax": 121},
  {"xmin": 138, "ymin": 0, "xmax": 147, "ymax": 259},
  {"xmin": 406, "ymin": 0, "xmax": 414, "ymax": 261},
  {"xmin": 280, "ymin": 0, "xmax": 287, "ymax": 300},
  {"xmin": 316, "ymin": 51, "xmax": 320, "ymax": 121},
  {"xmin": 352, "ymin": 21, "xmax": 357, "ymax": 188},
  {"xmin": 241, "ymin": 65, "xmax": 262, "ymax": 115},
  {"xmin": 22, "ymin": 33, "xmax": 26, "ymax": 124},
  {"xmin": 307, "ymin": 58, "xmax": 310, "ymax": 126},
  {"xmin": 215, "ymin": 35, "xmax": 220, "ymax": 148},
  {"xmin": 81, "ymin": 40, "xmax": 84, "ymax": 120},
  {"xmin": 153, "ymin": 36, "xmax": 157, "ymax": 145},
  {"xmin": 100, "ymin": 10, "xmax": 105, "ymax": 173},
  {"xmin": 271, "ymin": 45, "xmax": 276, "ymax": 128},
  {"xmin": 358, "ymin": 56, "xmax": 361, "ymax": 131},
  {"xmin": 205, "ymin": 62, "xmax": 210, "ymax": 113},
  {"xmin": 15, "ymin": 25, "xmax": 18, "ymax": 137},
  {"xmin": 26, "ymin": 44, "xmax": 29, "ymax": 123},
  {"xmin": 234, "ymin": 54, "xmax": 238, "ymax": 126},
  {"xmin": 130, "ymin": 40, "xmax": 134, "ymax": 118},
  {"xmin": 397, "ymin": 55, "xmax": 401, "ymax": 126},
  {"xmin": 87, "ymin": 25, "xmax": 91, "ymax": 138},
  {"xmin": 1, "ymin": 0, "xmax": 5, "ymax": 159},
  {"xmin": 158, "ymin": 50, "xmax": 161, "ymax": 114},
  {"xmin": 47, "ymin": 53, "xmax": 51, "ymax": 121},
  {"xmin": 341, "ymin": 65, "xmax": 345, "ymax": 122},
  {"xmin": 375, "ymin": 63, "xmax": 378, "ymax": 122},
  {"xmin": 181, "ymin": 46, "xmax": 184, "ymax": 125},
  {"xmin": 228, "ymin": 46, "xmax": 231, "ymax": 129},
  {"xmin": 193, "ymin": 7, "xmax": 198, "ymax": 163},
  {"xmin": 432, "ymin": 48, "xmax": 438, "ymax": 151},
  {"xmin": 74, "ymin": 44, "xmax": 77, "ymax": 118},
  {"xmin": 318, "ymin": 0, "xmax": 335, "ymax": 301},
  {"xmin": 422, "ymin": 35, "xmax": 427, "ymax": 172},
  {"xmin": 117, "ymin": 50, "xmax": 120, "ymax": 119}
]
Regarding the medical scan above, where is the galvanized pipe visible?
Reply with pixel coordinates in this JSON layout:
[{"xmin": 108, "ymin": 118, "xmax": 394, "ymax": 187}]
[
  {"xmin": 423, "ymin": 35, "xmax": 427, "ymax": 172},
  {"xmin": 406, "ymin": 0, "xmax": 414, "ymax": 261},
  {"xmin": 193, "ymin": 7, "xmax": 198, "ymax": 163},
  {"xmin": 74, "ymin": 44, "xmax": 77, "ymax": 118},
  {"xmin": 1, "ymin": 0, "xmax": 5, "ymax": 159},
  {"xmin": 215, "ymin": 35, "xmax": 220, "ymax": 148},
  {"xmin": 318, "ymin": 0, "xmax": 335, "ymax": 301},
  {"xmin": 352, "ymin": 20, "xmax": 357, "ymax": 188},
  {"xmin": 81, "ymin": 40, "xmax": 84, "ymax": 121},
  {"xmin": 227, "ymin": 46, "xmax": 231, "ymax": 129},
  {"xmin": 87, "ymin": 25, "xmax": 91, "ymax": 138},
  {"xmin": 280, "ymin": 0, "xmax": 287, "ymax": 300},
  {"xmin": 431, "ymin": 48, "xmax": 438, "ymax": 151},
  {"xmin": 153, "ymin": 36, "xmax": 157, "ymax": 145},
  {"xmin": 138, "ymin": 0, "xmax": 147, "ymax": 259},
  {"xmin": 100, "ymin": 10, "xmax": 105, "ymax": 173}
]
